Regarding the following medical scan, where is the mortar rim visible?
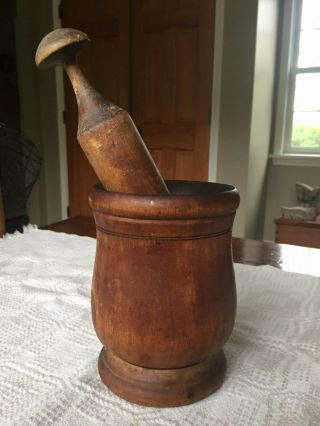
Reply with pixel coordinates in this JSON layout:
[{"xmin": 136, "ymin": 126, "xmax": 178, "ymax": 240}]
[{"xmin": 89, "ymin": 180, "xmax": 240, "ymax": 220}]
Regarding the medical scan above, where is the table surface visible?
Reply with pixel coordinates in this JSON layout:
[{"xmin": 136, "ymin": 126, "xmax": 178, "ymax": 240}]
[
  {"xmin": 3, "ymin": 224, "xmax": 320, "ymax": 424},
  {"xmin": 42, "ymin": 216, "xmax": 320, "ymax": 276}
]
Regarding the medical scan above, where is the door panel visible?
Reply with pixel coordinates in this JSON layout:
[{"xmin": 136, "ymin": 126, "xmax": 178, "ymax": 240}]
[
  {"xmin": 62, "ymin": 0, "xmax": 214, "ymax": 215},
  {"xmin": 131, "ymin": 0, "xmax": 214, "ymax": 181},
  {"xmin": 61, "ymin": 0, "xmax": 130, "ymax": 216}
]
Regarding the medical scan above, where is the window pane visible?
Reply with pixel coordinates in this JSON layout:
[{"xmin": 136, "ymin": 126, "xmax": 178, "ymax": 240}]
[
  {"xmin": 300, "ymin": 0, "xmax": 320, "ymax": 30},
  {"xmin": 291, "ymin": 112, "xmax": 320, "ymax": 148},
  {"xmin": 298, "ymin": 30, "xmax": 320, "ymax": 67},
  {"xmin": 293, "ymin": 73, "xmax": 320, "ymax": 111}
]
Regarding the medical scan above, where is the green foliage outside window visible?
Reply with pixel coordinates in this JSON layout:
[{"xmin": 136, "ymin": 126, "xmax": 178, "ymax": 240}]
[{"xmin": 292, "ymin": 125, "xmax": 320, "ymax": 148}]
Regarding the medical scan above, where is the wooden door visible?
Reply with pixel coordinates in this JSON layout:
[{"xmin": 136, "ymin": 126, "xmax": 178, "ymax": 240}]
[
  {"xmin": 131, "ymin": 0, "xmax": 215, "ymax": 181},
  {"xmin": 62, "ymin": 0, "xmax": 214, "ymax": 216},
  {"xmin": 61, "ymin": 0, "xmax": 130, "ymax": 216}
]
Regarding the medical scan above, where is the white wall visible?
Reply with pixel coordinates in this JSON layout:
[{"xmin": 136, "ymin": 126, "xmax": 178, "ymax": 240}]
[
  {"xmin": 215, "ymin": 0, "xmax": 257, "ymax": 237},
  {"xmin": 217, "ymin": 0, "xmax": 319, "ymax": 243},
  {"xmin": 246, "ymin": 0, "xmax": 279, "ymax": 239},
  {"xmin": 215, "ymin": 0, "xmax": 278, "ymax": 238}
]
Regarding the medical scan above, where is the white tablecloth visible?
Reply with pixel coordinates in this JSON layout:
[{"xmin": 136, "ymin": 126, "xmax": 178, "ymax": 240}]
[{"xmin": 0, "ymin": 228, "xmax": 319, "ymax": 425}]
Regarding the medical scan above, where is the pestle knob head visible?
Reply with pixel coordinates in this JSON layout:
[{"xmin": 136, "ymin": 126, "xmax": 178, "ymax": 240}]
[{"xmin": 35, "ymin": 28, "xmax": 90, "ymax": 69}]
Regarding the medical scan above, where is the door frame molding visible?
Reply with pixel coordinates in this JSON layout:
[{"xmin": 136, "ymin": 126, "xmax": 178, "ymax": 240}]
[
  {"xmin": 208, "ymin": 0, "xmax": 225, "ymax": 182},
  {"xmin": 52, "ymin": 0, "xmax": 69, "ymax": 220}
]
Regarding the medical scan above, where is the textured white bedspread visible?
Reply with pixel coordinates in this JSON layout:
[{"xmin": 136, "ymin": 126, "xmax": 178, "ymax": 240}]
[{"xmin": 0, "ymin": 228, "xmax": 319, "ymax": 426}]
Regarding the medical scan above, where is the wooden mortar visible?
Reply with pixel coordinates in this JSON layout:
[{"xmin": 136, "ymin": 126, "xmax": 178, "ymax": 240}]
[{"xmin": 89, "ymin": 180, "xmax": 240, "ymax": 407}]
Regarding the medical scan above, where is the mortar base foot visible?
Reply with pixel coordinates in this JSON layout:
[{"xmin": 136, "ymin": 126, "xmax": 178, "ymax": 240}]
[{"xmin": 98, "ymin": 347, "xmax": 226, "ymax": 407}]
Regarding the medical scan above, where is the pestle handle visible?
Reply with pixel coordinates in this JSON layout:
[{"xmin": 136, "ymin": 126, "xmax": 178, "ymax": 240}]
[
  {"xmin": 35, "ymin": 28, "xmax": 169, "ymax": 195},
  {"xmin": 35, "ymin": 28, "xmax": 90, "ymax": 69}
]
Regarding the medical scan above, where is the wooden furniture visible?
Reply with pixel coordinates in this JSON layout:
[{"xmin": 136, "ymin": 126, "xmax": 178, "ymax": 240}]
[
  {"xmin": 43, "ymin": 215, "xmax": 320, "ymax": 276},
  {"xmin": 275, "ymin": 216, "xmax": 320, "ymax": 249}
]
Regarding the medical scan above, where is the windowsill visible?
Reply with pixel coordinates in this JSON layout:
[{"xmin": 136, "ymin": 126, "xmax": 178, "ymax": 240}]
[{"xmin": 270, "ymin": 154, "xmax": 320, "ymax": 167}]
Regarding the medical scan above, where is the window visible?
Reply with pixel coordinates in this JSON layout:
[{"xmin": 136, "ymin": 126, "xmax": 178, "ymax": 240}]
[{"xmin": 274, "ymin": 0, "xmax": 320, "ymax": 156}]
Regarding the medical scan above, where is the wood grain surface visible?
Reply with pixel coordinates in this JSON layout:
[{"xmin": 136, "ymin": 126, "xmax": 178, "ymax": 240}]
[
  {"xmin": 36, "ymin": 28, "xmax": 169, "ymax": 197},
  {"xmin": 88, "ymin": 180, "xmax": 239, "ymax": 406},
  {"xmin": 43, "ymin": 216, "xmax": 320, "ymax": 275},
  {"xmin": 275, "ymin": 216, "xmax": 320, "ymax": 249}
]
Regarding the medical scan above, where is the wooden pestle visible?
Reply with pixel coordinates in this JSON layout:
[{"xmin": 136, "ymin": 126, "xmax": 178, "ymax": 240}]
[{"xmin": 35, "ymin": 28, "xmax": 169, "ymax": 195}]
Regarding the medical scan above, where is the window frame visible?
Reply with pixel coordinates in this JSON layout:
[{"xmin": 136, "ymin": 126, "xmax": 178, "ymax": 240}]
[{"xmin": 274, "ymin": 0, "xmax": 320, "ymax": 156}]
